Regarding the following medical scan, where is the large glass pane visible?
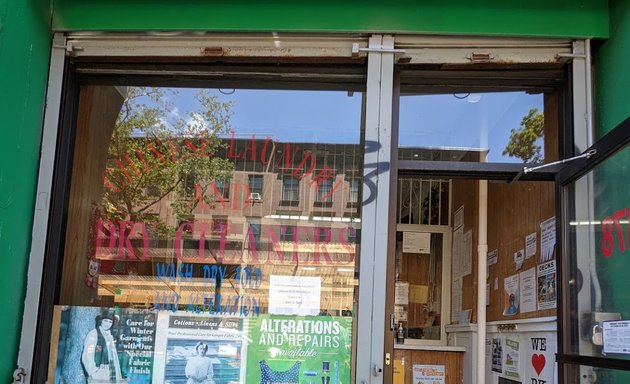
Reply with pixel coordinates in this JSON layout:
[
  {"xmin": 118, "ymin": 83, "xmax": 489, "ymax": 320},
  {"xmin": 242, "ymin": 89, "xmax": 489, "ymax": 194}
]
[
  {"xmin": 50, "ymin": 85, "xmax": 364, "ymax": 383},
  {"xmin": 398, "ymin": 92, "xmax": 545, "ymax": 163},
  {"xmin": 565, "ymin": 143, "xmax": 630, "ymax": 361}
]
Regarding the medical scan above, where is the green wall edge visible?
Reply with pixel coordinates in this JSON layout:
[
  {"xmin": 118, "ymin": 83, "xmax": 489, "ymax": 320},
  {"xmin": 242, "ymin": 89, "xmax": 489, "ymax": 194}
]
[
  {"xmin": 52, "ymin": 0, "xmax": 609, "ymax": 38},
  {"xmin": 0, "ymin": 0, "xmax": 51, "ymax": 380}
]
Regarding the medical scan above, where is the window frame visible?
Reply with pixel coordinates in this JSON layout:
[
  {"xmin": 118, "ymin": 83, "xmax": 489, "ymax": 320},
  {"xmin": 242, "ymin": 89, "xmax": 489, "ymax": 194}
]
[{"xmin": 18, "ymin": 33, "xmax": 591, "ymax": 384}]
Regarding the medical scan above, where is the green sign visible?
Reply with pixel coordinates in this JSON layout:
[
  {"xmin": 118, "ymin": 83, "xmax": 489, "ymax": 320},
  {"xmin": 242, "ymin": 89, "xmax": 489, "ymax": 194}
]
[{"xmin": 246, "ymin": 315, "xmax": 353, "ymax": 384}]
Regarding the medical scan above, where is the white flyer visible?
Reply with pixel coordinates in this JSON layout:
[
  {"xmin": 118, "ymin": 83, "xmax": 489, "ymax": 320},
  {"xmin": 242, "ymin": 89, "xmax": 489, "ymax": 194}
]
[
  {"xmin": 603, "ymin": 320, "xmax": 630, "ymax": 354},
  {"xmin": 268, "ymin": 275, "xmax": 321, "ymax": 316},
  {"xmin": 525, "ymin": 232, "xmax": 537, "ymax": 259},
  {"xmin": 540, "ymin": 217, "xmax": 556, "ymax": 262},
  {"xmin": 519, "ymin": 267, "xmax": 536, "ymax": 313}
]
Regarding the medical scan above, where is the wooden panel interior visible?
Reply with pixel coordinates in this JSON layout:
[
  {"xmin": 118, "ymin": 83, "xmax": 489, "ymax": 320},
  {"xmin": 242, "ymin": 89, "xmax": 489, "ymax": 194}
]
[
  {"xmin": 59, "ymin": 86, "xmax": 124, "ymax": 305},
  {"xmin": 450, "ymin": 179, "xmax": 478, "ymax": 321},
  {"xmin": 397, "ymin": 234, "xmax": 444, "ymax": 337},
  {"xmin": 449, "ymin": 91, "xmax": 558, "ymax": 323},
  {"xmin": 394, "ymin": 349, "xmax": 463, "ymax": 384},
  {"xmin": 485, "ymin": 180, "xmax": 556, "ymax": 321}
]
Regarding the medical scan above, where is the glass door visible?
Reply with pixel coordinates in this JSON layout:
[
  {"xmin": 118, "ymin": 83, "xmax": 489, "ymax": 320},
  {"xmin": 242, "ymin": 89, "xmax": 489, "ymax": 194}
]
[{"xmin": 558, "ymin": 118, "xmax": 630, "ymax": 383}]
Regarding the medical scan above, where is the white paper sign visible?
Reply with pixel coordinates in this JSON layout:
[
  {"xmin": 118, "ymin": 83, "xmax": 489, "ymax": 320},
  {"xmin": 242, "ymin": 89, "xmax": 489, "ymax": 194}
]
[
  {"xmin": 403, "ymin": 232, "xmax": 431, "ymax": 254},
  {"xmin": 394, "ymin": 305, "xmax": 408, "ymax": 322},
  {"xmin": 540, "ymin": 217, "xmax": 556, "ymax": 262},
  {"xmin": 525, "ymin": 332, "xmax": 556, "ymax": 384},
  {"xmin": 514, "ymin": 249, "xmax": 524, "ymax": 270},
  {"xmin": 451, "ymin": 278, "xmax": 462, "ymax": 323},
  {"xmin": 395, "ymin": 281, "xmax": 410, "ymax": 305},
  {"xmin": 488, "ymin": 249, "xmax": 498, "ymax": 266},
  {"xmin": 454, "ymin": 205, "xmax": 464, "ymax": 229},
  {"xmin": 452, "ymin": 227, "xmax": 463, "ymax": 279},
  {"xmin": 519, "ymin": 267, "xmax": 536, "ymax": 313},
  {"xmin": 525, "ymin": 232, "xmax": 537, "ymax": 259},
  {"xmin": 603, "ymin": 320, "xmax": 630, "ymax": 354},
  {"xmin": 268, "ymin": 275, "xmax": 321, "ymax": 316},
  {"xmin": 462, "ymin": 230, "xmax": 473, "ymax": 277}
]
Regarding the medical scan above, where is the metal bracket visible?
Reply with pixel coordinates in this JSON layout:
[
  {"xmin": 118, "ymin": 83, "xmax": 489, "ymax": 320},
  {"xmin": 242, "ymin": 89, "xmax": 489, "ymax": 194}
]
[
  {"xmin": 523, "ymin": 149, "xmax": 596, "ymax": 174},
  {"xmin": 352, "ymin": 42, "xmax": 405, "ymax": 56},
  {"xmin": 12, "ymin": 367, "xmax": 26, "ymax": 384},
  {"xmin": 510, "ymin": 149, "xmax": 596, "ymax": 183},
  {"xmin": 52, "ymin": 36, "xmax": 83, "ymax": 54}
]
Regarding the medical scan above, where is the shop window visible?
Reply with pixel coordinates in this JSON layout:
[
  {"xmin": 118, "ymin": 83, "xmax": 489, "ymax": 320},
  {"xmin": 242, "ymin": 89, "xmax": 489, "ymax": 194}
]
[
  {"xmin": 214, "ymin": 178, "xmax": 230, "ymax": 200},
  {"xmin": 347, "ymin": 177, "xmax": 360, "ymax": 207},
  {"xmin": 397, "ymin": 91, "xmax": 546, "ymax": 164},
  {"xmin": 211, "ymin": 216, "xmax": 228, "ymax": 235},
  {"xmin": 248, "ymin": 174, "xmax": 263, "ymax": 200},
  {"xmin": 316, "ymin": 227, "xmax": 331, "ymax": 242},
  {"xmin": 281, "ymin": 225, "xmax": 297, "ymax": 242},
  {"xmin": 315, "ymin": 178, "xmax": 333, "ymax": 207},
  {"xmin": 43, "ymin": 79, "xmax": 366, "ymax": 384},
  {"xmin": 280, "ymin": 176, "xmax": 299, "ymax": 206}
]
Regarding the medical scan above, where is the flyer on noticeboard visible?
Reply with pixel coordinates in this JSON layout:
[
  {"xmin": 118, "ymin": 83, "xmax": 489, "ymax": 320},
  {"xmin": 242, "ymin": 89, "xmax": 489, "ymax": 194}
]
[{"xmin": 50, "ymin": 306, "xmax": 353, "ymax": 384}]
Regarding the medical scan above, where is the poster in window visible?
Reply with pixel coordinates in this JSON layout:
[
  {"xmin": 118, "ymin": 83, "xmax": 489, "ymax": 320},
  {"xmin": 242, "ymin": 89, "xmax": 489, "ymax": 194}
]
[
  {"xmin": 49, "ymin": 306, "xmax": 157, "ymax": 384},
  {"xmin": 245, "ymin": 315, "xmax": 353, "ymax": 384},
  {"xmin": 152, "ymin": 313, "xmax": 244, "ymax": 384}
]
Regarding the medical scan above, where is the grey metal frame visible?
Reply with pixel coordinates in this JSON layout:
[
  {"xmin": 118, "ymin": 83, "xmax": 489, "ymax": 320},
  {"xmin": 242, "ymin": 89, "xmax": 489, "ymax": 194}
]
[
  {"xmin": 356, "ymin": 35, "xmax": 397, "ymax": 384},
  {"xmin": 15, "ymin": 33, "xmax": 66, "ymax": 382}
]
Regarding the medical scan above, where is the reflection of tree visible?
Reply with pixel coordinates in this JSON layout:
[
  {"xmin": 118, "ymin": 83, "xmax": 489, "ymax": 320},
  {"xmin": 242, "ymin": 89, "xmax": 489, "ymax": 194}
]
[
  {"xmin": 502, "ymin": 108, "xmax": 544, "ymax": 163},
  {"xmin": 102, "ymin": 87, "xmax": 234, "ymax": 229}
]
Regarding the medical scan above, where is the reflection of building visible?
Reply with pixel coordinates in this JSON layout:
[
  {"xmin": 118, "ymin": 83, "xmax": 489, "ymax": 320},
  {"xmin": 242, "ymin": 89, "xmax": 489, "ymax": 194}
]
[{"xmin": 95, "ymin": 137, "xmax": 365, "ymax": 316}]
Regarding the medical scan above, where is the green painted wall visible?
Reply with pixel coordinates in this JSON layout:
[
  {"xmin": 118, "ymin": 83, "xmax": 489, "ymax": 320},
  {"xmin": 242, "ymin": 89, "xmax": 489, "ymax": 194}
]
[
  {"xmin": 595, "ymin": 0, "xmax": 630, "ymax": 137},
  {"xmin": 0, "ymin": 0, "xmax": 51, "ymax": 380},
  {"xmin": 592, "ymin": 1, "xmax": 630, "ymax": 380},
  {"xmin": 52, "ymin": 0, "xmax": 609, "ymax": 38}
]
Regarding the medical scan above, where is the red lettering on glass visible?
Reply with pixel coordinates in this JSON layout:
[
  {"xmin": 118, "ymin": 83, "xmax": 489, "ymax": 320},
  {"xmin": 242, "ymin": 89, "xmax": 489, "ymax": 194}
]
[
  {"xmin": 613, "ymin": 208, "xmax": 627, "ymax": 252},
  {"xmin": 259, "ymin": 136, "xmax": 273, "ymax": 165},
  {"xmin": 291, "ymin": 150, "xmax": 316, "ymax": 179},
  {"xmin": 601, "ymin": 216, "xmax": 614, "ymax": 258},
  {"xmin": 310, "ymin": 166, "xmax": 334, "ymax": 189},
  {"xmin": 95, "ymin": 219, "xmax": 118, "ymax": 257},
  {"xmin": 321, "ymin": 179, "xmax": 345, "ymax": 201},
  {"xmin": 134, "ymin": 148, "xmax": 152, "ymax": 173},
  {"xmin": 118, "ymin": 221, "xmax": 150, "ymax": 260},
  {"xmin": 102, "ymin": 168, "xmax": 123, "ymax": 193}
]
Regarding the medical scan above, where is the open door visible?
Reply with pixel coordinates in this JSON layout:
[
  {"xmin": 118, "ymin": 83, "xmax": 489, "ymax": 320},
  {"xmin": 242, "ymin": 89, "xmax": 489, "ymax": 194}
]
[{"xmin": 558, "ymin": 117, "xmax": 630, "ymax": 383}]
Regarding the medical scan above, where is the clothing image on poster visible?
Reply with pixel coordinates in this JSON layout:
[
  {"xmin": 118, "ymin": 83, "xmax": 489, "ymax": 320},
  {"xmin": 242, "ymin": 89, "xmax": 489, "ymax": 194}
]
[
  {"xmin": 184, "ymin": 342, "xmax": 215, "ymax": 384},
  {"xmin": 260, "ymin": 360, "xmax": 301, "ymax": 384},
  {"xmin": 82, "ymin": 310, "xmax": 123, "ymax": 383}
]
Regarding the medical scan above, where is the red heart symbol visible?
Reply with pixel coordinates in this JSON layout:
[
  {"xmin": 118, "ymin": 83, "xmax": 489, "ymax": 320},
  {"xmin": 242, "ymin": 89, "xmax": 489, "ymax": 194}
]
[{"xmin": 532, "ymin": 354, "xmax": 546, "ymax": 375}]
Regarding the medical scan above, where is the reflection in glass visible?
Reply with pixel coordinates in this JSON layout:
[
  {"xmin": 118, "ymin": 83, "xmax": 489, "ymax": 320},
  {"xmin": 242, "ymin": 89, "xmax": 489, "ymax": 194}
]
[
  {"xmin": 398, "ymin": 92, "xmax": 544, "ymax": 163},
  {"xmin": 55, "ymin": 86, "xmax": 365, "ymax": 383},
  {"xmin": 565, "ymin": 143, "xmax": 630, "ymax": 360}
]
